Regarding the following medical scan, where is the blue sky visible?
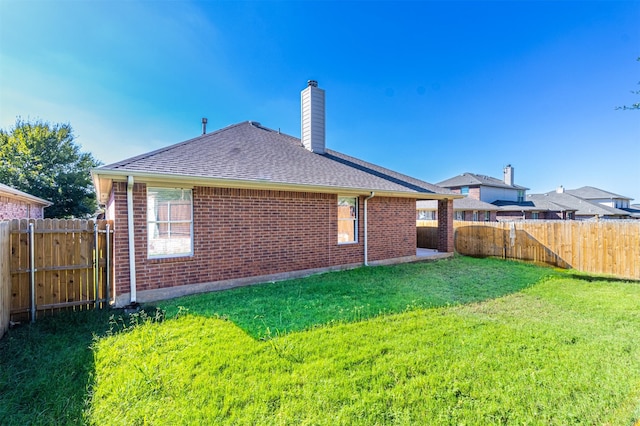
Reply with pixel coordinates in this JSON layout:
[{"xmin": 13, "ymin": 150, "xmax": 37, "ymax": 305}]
[{"xmin": 1, "ymin": 0, "xmax": 638, "ymax": 202}]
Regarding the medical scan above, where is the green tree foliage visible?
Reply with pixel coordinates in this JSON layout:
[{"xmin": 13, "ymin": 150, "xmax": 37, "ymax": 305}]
[{"xmin": 0, "ymin": 119, "xmax": 101, "ymax": 218}]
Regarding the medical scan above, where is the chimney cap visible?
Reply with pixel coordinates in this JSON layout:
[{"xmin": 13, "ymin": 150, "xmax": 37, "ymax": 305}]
[{"xmin": 307, "ymin": 80, "xmax": 318, "ymax": 87}]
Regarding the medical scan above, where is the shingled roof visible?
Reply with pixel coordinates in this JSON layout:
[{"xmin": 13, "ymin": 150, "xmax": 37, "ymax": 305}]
[
  {"xmin": 564, "ymin": 186, "xmax": 632, "ymax": 201},
  {"xmin": 0, "ymin": 183, "xmax": 52, "ymax": 207},
  {"xmin": 532, "ymin": 192, "xmax": 629, "ymax": 217},
  {"xmin": 92, "ymin": 121, "xmax": 457, "ymax": 202},
  {"xmin": 437, "ymin": 172, "xmax": 528, "ymax": 191},
  {"xmin": 417, "ymin": 197, "xmax": 498, "ymax": 211}
]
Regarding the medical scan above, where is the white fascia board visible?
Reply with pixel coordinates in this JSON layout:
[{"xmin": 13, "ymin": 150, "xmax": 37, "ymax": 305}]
[{"xmin": 91, "ymin": 169, "xmax": 461, "ymax": 201}]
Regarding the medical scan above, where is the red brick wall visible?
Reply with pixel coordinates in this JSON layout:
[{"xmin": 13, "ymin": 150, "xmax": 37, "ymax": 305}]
[
  {"xmin": 468, "ymin": 187, "xmax": 481, "ymax": 200},
  {"xmin": 437, "ymin": 199, "xmax": 454, "ymax": 252},
  {"xmin": 0, "ymin": 196, "xmax": 45, "ymax": 219},
  {"xmin": 109, "ymin": 182, "xmax": 416, "ymax": 298},
  {"xmin": 367, "ymin": 197, "xmax": 416, "ymax": 261}
]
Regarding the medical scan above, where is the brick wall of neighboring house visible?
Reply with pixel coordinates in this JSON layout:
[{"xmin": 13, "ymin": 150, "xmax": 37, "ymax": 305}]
[
  {"xmin": 496, "ymin": 211, "xmax": 569, "ymax": 221},
  {"xmin": 459, "ymin": 210, "xmax": 497, "ymax": 222},
  {"xmin": 109, "ymin": 182, "xmax": 416, "ymax": 298},
  {"xmin": 427, "ymin": 210, "xmax": 497, "ymax": 222},
  {"xmin": 0, "ymin": 196, "xmax": 45, "ymax": 219},
  {"xmin": 496, "ymin": 211, "xmax": 526, "ymax": 221},
  {"xmin": 468, "ymin": 187, "xmax": 481, "ymax": 200}
]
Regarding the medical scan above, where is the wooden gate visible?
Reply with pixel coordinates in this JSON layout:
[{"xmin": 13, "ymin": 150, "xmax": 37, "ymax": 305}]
[{"xmin": 8, "ymin": 219, "xmax": 113, "ymax": 322}]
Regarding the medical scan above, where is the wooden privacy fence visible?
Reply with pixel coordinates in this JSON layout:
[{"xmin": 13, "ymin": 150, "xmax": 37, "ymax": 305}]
[
  {"xmin": 0, "ymin": 222, "xmax": 10, "ymax": 338},
  {"xmin": 5, "ymin": 219, "xmax": 113, "ymax": 323},
  {"xmin": 417, "ymin": 220, "xmax": 640, "ymax": 280}
]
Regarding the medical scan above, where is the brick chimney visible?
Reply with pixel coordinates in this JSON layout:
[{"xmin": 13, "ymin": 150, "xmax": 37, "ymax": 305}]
[
  {"xmin": 301, "ymin": 80, "xmax": 325, "ymax": 154},
  {"xmin": 503, "ymin": 164, "xmax": 514, "ymax": 186}
]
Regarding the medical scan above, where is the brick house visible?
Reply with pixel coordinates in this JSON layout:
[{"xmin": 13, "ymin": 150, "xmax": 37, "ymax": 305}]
[
  {"xmin": 92, "ymin": 81, "xmax": 459, "ymax": 307},
  {"xmin": 436, "ymin": 165, "xmax": 576, "ymax": 220},
  {"xmin": 0, "ymin": 183, "xmax": 52, "ymax": 219},
  {"xmin": 417, "ymin": 197, "xmax": 498, "ymax": 222}
]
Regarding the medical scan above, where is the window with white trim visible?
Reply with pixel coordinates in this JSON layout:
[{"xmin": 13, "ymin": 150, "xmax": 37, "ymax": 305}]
[
  {"xmin": 461, "ymin": 186, "xmax": 469, "ymax": 195},
  {"xmin": 455, "ymin": 211, "xmax": 464, "ymax": 221},
  {"xmin": 472, "ymin": 211, "xmax": 479, "ymax": 221},
  {"xmin": 338, "ymin": 196, "xmax": 358, "ymax": 244},
  {"xmin": 147, "ymin": 187, "xmax": 193, "ymax": 258},
  {"xmin": 532, "ymin": 211, "xmax": 539, "ymax": 220},
  {"xmin": 485, "ymin": 211, "xmax": 490, "ymax": 221}
]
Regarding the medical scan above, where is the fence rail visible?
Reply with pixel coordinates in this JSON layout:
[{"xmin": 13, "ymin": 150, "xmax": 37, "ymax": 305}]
[
  {"xmin": 418, "ymin": 220, "xmax": 640, "ymax": 280},
  {"xmin": 6, "ymin": 219, "xmax": 113, "ymax": 323}
]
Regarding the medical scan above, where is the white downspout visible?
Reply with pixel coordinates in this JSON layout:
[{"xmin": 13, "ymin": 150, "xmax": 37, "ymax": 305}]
[
  {"xmin": 127, "ymin": 176, "xmax": 137, "ymax": 304},
  {"xmin": 364, "ymin": 192, "xmax": 375, "ymax": 266}
]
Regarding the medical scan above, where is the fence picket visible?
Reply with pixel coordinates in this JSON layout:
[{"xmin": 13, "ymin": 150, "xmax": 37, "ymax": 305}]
[
  {"xmin": 418, "ymin": 220, "xmax": 640, "ymax": 280},
  {"xmin": 3, "ymin": 219, "xmax": 114, "ymax": 322}
]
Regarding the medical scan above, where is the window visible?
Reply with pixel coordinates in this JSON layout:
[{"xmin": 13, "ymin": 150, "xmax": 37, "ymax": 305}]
[
  {"xmin": 532, "ymin": 211, "xmax": 539, "ymax": 220},
  {"xmin": 417, "ymin": 210, "xmax": 435, "ymax": 220},
  {"xmin": 461, "ymin": 186, "xmax": 469, "ymax": 195},
  {"xmin": 485, "ymin": 211, "xmax": 490, "ymax": 221},
  {"xmin": 338, "ymin": 196, "xmax": 358, "ymax": 243},
  {"xmin": 147, "ymin": 187, "xmax": 193, "ymax": 258},
  {"xmin": 517, "ymin": 190, "xmax": 525, "ymax": 203},
  {"xmin": 472, "ymin": 211, "xmax": 479, "ymax": 221},
  {"xmin": 455, "ymin": 211, "xmax": 464, "ymax": 221}
]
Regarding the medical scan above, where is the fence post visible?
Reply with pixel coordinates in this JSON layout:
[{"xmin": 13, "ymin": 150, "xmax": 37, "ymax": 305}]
[
  {"xmin": 106, "ymin": 223, "xmax": 110, "ymax": 305},
  {"xmin": 94, "ymin": 223, "xmax": 99, "ymax": 308},
  {"xmin": 29, "ymin": 222, "xmax": 36, "ymax": 323}
]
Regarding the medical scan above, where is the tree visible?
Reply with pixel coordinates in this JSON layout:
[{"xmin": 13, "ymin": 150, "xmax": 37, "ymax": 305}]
[
  {"xmin": 0, "ymin": 119, "xmax": 101, "ymax": 218},
  {"xmin": 616, "ymin": 57, "xmax": 639, "ymax": 111}
]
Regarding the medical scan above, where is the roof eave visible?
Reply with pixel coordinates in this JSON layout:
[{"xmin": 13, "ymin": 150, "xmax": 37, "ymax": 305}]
[
  {"xmin": 91, "ymin": 169, "xmax": 463, "ymax": 202},
  {"xmin": 0, "ymin": 188, "xmax": 53, "ymax": 207}
]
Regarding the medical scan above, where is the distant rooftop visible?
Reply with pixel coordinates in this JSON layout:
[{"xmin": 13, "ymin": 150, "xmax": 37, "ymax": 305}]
[{"xmin": 437, "ymin": 172, "xmax": 528, "ymax": 191}]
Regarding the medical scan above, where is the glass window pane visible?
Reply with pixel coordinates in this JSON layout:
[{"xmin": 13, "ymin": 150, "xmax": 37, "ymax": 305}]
[
  {"xmin": 148, "ymin": 187, "xmax": 193, "ymax": 258},
  {"xmin": 338, "ymin": 196, "xmax": 357, "ymax": 243}
]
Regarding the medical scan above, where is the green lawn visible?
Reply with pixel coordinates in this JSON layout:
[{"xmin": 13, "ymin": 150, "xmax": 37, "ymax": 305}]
[{"xmin": 1, "ymin": 256, "xmax": 639, "ymax": 425}]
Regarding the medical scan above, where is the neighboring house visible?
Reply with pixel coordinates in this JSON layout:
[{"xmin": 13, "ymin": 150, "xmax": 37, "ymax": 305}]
[
  {"xmin": 564, "ymin": 186, "xmax": 632, "ymax": 209},
  {"xmin": 562, "ymin": 186, "xmax": 639, "ymax": 219},
  {"xmin": 436, "ymin": 165, "xmax": 528, "ymax": 204},
  {"xmin": 92, "ymin": 81, "xmax": 460, "ymax": 307},
  {"xmin": 0, "ymin": 183, "xmax": 52, "ymax": 219},
  {"xmin": 530, "ymin": 186, "xmax": 633, "ymax": 220},
  {"xmin": 492, "ymin": 194, "xmax": 577, "ymax": 221},
  {"xmin": 417, "ymin": 197, "xmax": 498, "ymax": 222},
  {"xmin": 435, "ymin": 165, "xmax": 562, "ymax": 220}
]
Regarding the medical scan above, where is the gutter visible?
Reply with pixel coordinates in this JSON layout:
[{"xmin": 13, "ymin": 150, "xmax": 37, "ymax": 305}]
[
  {"xmin": 364, "ymin": 192, "xmax": 375, "ymax": 266},
  {"xmin": 91, "ymin": 168, "xmax": 463, "ymax": 203},
  {"xmin": 127, "ymin": 176, "xmax": 137, "ymax": 304}
]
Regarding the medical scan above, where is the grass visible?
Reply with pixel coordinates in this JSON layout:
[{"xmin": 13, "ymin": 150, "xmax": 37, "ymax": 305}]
[
  {"xmin": 156, "ymin": 256, "xmax": 557, "ymax": 338},
  {"xmin": 1, "ymin": 256, "xmax": 639, "ymax": 425}
]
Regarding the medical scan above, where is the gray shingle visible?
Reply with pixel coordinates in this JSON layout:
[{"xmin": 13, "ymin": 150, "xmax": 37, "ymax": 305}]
[
  {"xmin": 437, "ymin": 172, "xmax": 528, "ymax": 190},
  {"xmin": 418, "ymin": 197, "xmax": 498, "ymax": 211},
  {"xmin": 96, "ymin": 121, "xmax": 454, "ymax": 196},
  {"xmin": 564, "ymin": 186, "xmax": 632, "ymax": 201},
  {"xmin": 529, "ymin": 192, "xmax": 629, "ymax": 217}
]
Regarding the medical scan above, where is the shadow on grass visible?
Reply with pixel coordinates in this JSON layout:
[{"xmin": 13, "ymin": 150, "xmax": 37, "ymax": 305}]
[
  {"xmin": 156, "ymin": 256, "xmax": 562, "ymax": 340},
  {"xmin": 0, "ymin": 306, "xmax": 162, "ymax": 425},
  {"xmin": 567, "ymin": 273, "xmax": 640, "ymax": 284}
]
